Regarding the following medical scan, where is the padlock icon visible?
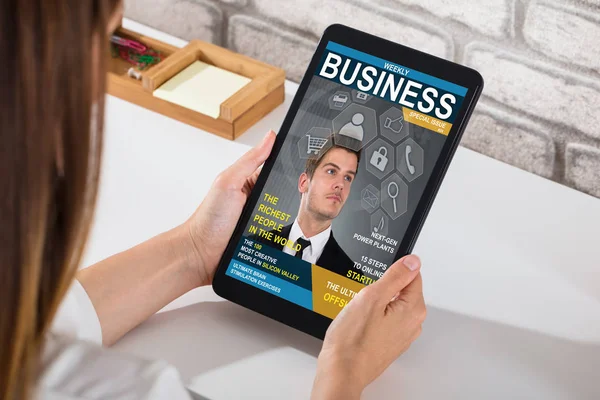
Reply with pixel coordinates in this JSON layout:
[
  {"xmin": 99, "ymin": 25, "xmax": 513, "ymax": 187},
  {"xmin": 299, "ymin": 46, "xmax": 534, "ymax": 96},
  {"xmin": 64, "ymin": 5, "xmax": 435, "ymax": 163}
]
[{"xmin": 369, "ymin": 147, "xmax": 388, "ymax": 172}]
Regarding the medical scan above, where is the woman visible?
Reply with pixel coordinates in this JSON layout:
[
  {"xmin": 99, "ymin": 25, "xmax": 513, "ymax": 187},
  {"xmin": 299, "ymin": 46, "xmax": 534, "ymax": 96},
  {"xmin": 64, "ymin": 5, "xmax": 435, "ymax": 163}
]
[{"xmin": 0, "ymin": 1, "xmax": 426, "ymax": 399}]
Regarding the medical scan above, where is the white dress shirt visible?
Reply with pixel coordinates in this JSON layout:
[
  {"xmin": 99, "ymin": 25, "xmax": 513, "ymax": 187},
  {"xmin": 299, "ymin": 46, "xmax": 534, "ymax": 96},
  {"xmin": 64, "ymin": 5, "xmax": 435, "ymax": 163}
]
[
  {"xmin": 281, "ymin": 219, "xmax": 332, "ymax": 264},
  {"xmin": 37, "ymin": 280, "xmax": 194, "ymax": 399}
]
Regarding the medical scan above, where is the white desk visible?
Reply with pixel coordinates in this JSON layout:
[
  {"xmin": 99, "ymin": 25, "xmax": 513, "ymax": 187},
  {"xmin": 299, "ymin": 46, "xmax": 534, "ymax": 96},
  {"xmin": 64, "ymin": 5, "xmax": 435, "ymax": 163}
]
[{"xmin": 83, "ymin": 20, "xmax": 600, "ymax": 399}]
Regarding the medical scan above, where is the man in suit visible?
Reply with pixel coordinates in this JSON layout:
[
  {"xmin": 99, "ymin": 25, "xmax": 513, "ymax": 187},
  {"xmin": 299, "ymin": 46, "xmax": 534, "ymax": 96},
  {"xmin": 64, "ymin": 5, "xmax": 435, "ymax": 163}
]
[{"xmin": 253, "ymin": 135, "xmax": 361, "ymax": 278}]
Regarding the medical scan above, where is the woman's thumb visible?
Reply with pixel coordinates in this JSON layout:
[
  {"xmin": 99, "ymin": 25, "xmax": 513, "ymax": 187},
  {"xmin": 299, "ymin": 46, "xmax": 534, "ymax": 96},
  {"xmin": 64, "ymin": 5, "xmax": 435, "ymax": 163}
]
[{"xmin": 371, "ymin": 255, "xmax": 421, "ymax": 304}]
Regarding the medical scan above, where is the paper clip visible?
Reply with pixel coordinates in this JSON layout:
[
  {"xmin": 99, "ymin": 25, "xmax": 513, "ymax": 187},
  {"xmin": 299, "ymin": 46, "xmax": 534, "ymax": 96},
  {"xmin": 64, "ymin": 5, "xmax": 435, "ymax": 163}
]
[{"xmin": 110, "ymin": 35, "xmax": 147, "ymax": 53}]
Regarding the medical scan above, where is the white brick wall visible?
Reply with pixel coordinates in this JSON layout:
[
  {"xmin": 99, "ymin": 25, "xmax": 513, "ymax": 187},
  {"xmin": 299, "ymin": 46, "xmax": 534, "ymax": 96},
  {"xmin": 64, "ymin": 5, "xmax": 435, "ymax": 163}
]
[
  {"xmin": 374, "ymin": 0, "xmax": 514, "ymax": 38},
  {"xmin": 253, "ymin": 0, "xmax": 452, "ymax": 59},
  {"xmin": 217, "ymin": 0, "xmax": 247, "ymax": 5},
  {"xmin": 228, "ymin": 15, "xmax": 316, "ymax": 82},
  {"xmin": 124, "ymin": 0, "xmax": 223, "ymax": 44},
  {"xmin": 124, "ymin": 0, "xmax": 600, "ymax": 199},
  {"xmin": 462, "ymin": 104, "xmax": 555, "ymax": 178},
  {"xmin": 465, "ymin": 43, "xmax": 600, "ymax": 141},
  {"xmin": 524, "ymin": 1, "xmax": 600, "ymax": 73},
  {"xmin": 566, "ymin": 144, "xmax": 600, "ymax": 198}
]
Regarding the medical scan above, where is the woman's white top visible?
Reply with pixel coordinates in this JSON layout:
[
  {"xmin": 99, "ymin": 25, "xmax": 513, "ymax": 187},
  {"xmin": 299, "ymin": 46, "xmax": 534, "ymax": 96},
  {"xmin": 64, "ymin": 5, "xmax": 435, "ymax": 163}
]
[{"xmin": 38, "ymin": 280, "xmax": 194, "ymax": 399}]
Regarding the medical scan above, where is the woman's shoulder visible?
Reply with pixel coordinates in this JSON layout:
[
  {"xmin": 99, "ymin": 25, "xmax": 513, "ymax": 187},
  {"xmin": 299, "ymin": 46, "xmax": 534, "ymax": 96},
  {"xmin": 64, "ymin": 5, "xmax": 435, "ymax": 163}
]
[{"xmin": 37, "ymin": 334, "xmax": 193, "ymax": 399}]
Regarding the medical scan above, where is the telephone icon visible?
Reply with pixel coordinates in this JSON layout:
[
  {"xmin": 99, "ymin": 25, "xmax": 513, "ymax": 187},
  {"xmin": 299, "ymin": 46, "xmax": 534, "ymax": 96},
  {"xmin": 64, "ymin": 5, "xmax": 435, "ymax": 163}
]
[
  {"xmin": 405, "ymin": 145, "xmax": 416, "ymax": 175},
  {"xmin": 398, "ymin": 139, "xmax": 422, "ymax": 181}
]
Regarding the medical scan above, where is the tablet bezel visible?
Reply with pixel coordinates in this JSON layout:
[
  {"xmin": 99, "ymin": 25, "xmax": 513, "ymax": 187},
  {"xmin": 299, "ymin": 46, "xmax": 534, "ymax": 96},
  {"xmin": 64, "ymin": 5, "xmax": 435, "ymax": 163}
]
[{"xmin": 213, "ymin": 23, "xmax": 484, "ymax": 339}]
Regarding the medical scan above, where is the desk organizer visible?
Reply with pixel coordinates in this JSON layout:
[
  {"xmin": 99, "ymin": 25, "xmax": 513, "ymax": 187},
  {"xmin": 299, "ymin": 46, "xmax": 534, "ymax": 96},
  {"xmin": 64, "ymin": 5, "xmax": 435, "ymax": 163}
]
[{"xmin": 107, "ymin": 27, "xmax": 285, "ymax": 140}]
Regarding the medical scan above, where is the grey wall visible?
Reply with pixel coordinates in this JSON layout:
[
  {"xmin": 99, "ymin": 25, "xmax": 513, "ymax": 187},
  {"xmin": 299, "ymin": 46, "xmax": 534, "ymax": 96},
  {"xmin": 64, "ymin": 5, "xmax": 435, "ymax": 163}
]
[{"xmin": 125, "ymin": 0, "xmax": 600, "ymax": 199}]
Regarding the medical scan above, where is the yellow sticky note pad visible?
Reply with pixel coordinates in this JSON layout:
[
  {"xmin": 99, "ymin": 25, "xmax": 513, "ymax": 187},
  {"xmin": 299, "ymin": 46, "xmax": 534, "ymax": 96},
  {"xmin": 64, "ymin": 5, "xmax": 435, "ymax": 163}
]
[{"xmin": 153, "ymin": 60, "xmax": 251, "ymax": 119}]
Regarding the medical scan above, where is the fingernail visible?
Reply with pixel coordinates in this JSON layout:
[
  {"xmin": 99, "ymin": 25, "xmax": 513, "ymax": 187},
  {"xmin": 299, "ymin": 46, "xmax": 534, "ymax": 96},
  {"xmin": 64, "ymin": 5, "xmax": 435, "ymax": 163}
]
[
  {"xmin": 262, "ymin": 130, "xmax": 274, "ymax": 142},
  {"xmin": 403, "ymin": 255, "xmax": 420, "ymax": 271}
]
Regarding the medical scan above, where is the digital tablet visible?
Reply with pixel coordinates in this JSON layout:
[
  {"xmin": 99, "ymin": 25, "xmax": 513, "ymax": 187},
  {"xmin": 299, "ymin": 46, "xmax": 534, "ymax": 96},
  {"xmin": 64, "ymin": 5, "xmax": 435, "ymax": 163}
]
[{"xmin": 213, "ymin": 24, "xmax": 483, "ymax": 339}]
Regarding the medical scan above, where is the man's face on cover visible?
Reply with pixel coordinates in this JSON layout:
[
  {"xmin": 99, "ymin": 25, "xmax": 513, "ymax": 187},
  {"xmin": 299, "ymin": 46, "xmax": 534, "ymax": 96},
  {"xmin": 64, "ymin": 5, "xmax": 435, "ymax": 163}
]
[{"xmin": 299, "ymin": 147, "xmax": 358, "ymax": 220}]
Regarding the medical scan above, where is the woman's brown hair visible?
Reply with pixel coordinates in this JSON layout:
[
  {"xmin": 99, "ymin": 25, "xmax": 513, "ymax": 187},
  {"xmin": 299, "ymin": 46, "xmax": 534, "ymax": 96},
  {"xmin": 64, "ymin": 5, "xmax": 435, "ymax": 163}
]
[{"xmin": 0, "ymin": 0, "xmax": 121, "ymax": 397}]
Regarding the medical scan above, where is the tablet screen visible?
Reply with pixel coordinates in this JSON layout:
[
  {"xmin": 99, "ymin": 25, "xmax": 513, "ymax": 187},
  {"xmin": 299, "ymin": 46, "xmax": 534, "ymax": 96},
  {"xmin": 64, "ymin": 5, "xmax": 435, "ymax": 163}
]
[{"xmin": 225, "ymin": 41, "xmax": 468, "ymax": 319}]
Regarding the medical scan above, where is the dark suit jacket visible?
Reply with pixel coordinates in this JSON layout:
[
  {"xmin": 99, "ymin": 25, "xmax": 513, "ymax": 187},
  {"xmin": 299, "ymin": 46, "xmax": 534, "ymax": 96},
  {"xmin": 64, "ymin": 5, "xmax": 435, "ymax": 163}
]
[{"xmin": 249, "ymin": 224, "xmax": 355, "ymax": 277}]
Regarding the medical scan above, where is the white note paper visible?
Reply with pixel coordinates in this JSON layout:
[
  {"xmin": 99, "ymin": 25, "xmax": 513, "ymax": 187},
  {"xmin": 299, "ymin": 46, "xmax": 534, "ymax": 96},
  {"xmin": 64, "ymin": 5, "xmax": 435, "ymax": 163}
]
[{"xmin": 153, "ymin": 60, "xmax": 251, "ymax": 119}]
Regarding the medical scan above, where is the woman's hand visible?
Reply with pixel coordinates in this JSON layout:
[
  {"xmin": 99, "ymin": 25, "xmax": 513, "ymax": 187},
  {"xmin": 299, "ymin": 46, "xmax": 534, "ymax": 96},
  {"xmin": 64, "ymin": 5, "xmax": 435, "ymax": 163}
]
[
  {"xmin": 184, "ymin": 130, "xmax": 276, "ymax": 287},
  {"xmin": 312, "ymin": 255, "xmax": 426, "ymax": 400},
  {"xmin": 78, "ymin": 131, "xmax": 276, "ymax": 345}
]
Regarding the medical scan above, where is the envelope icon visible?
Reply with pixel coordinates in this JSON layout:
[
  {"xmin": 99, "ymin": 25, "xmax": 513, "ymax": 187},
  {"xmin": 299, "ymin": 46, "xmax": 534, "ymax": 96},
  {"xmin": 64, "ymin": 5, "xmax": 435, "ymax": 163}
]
[{"xmin": 362, "ymin": 188, "xmax": 379, "ymax": 209}]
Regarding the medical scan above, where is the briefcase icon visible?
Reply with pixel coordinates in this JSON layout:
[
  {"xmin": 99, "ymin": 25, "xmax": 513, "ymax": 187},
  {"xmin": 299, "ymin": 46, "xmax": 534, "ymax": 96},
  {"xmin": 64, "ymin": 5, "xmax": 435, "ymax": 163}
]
[{"xmin": 370, "ymin": 147, "xmax": 388, "ymax": 172}]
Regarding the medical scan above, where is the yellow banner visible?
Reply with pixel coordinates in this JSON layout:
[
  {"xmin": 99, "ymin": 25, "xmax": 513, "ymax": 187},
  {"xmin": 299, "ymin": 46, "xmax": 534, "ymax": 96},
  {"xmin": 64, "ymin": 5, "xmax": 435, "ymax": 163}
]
[
  {"xmin": 311, "ymin": 265, "xmax": 367, "ymax": 319},
  {"xmin": 403, "ymin": 108, "xmax": 452, "ymax": 136}
]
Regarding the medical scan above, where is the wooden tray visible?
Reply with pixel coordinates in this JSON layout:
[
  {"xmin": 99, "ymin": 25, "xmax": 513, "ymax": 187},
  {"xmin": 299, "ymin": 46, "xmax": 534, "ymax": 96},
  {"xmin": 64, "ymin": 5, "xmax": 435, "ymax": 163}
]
[{"xmin": 107, "ymin": 27, "xmax": 285, "ymax": 140}]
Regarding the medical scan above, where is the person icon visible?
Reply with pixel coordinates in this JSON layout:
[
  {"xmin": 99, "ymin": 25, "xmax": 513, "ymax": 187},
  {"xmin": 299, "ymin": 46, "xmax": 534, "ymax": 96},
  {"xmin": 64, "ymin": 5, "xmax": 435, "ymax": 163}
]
[{"xmin": 339, "ymin": 112, "xmax": 364, "ymax": 141}]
